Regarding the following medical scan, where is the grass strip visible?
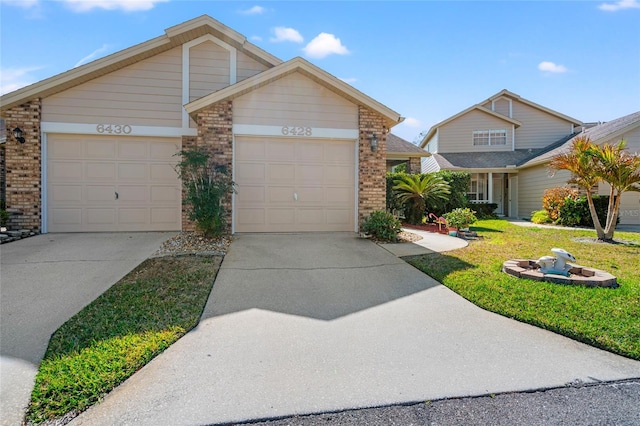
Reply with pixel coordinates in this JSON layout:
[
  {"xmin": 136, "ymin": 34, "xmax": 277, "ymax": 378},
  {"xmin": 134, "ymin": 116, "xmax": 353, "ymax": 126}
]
[
  {"xmin": 408, "ymin": 220, "xmax": 640, "ymax": 360},
  {"xmin": 26, "ymin": 255, "xmax": 221, "ymax": 424}
]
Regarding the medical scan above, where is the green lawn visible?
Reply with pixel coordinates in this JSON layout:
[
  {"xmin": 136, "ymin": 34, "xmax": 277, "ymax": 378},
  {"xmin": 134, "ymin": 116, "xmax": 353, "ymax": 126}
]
[
  {"xmin": 408, "ymin": 220, "xmax": 640, "ymax": 360},
  {"xmin": 26, "ymin": 256, "xmax": 221, "ymax": 425}
]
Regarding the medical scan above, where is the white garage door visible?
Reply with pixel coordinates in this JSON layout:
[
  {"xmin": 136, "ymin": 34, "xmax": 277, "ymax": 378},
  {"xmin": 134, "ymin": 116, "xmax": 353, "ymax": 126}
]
[
  {"xmin": 47, "ymin": 134, "xmax": 182, "ymax": 232},
  {"xmin": 235, "ymin": 136, "xmax": 356, "ymax": 232},
  {"xmin": 619, "ymin": 192, "xmax": 640, "ymax": 225}
]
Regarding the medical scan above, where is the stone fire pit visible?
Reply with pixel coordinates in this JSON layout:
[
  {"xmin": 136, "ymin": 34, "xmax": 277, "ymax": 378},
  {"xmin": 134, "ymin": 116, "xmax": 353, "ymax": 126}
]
[{"xmin": 502, "ymin": 259, "xmax": 617, "ymax": 288}]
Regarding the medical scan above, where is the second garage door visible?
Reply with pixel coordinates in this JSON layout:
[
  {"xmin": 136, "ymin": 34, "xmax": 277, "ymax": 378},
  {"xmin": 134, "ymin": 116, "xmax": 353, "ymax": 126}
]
[
  {"xmin": 47, "ymin": 134, "xmax": 182, "ymax": 232},
  {"xmin": 235, "ymin": 136, "xmax": 356, "ymax": 232}
]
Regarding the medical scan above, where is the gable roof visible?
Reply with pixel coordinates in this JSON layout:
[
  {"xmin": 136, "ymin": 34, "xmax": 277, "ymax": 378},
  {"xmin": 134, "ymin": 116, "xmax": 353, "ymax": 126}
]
[
  {"xmin": 519, "ymin": 110, "xmax": 640, "ymax": 168},
  {"xmin": 185, "ymin": 57, "xmax": 403, "ymax": 128},
  {"xmin": 387, "ymin": 133, "xmax": 430, "ymax": 157},
  {"xmin": 419, "ymin": 89, "xmax": 582, "ymax": 148},
  {"xmin": 0, "ymin": 15, "xmax": 282, "ymax": 112},
  {"xmin": 418, "ymin": 104, "xmax": 522, "ymax": 148}
]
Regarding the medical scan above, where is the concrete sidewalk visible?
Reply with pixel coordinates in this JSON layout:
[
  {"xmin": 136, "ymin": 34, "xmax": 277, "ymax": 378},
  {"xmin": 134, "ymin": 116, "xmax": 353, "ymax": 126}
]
[
  {"xmin": 71, "ymin": 233, "xmax": 640, "ymax": 426},
  {"xmin": 380, "ymin": 227, "xmax": 468, "ymax": 257},
  {"xmin": 0, "ymin": 232, "xmax": 175, "ymax": 426}
]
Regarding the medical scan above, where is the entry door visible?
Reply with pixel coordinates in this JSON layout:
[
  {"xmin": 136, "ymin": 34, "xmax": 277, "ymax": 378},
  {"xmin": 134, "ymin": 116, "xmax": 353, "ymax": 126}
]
[
  {"xmin": 508, "ymin": 176, "xmax": 518, "ymax": 218},
  {"xmin": 493, "ymin": 177, "xmax": 504, "ymax": 215}
]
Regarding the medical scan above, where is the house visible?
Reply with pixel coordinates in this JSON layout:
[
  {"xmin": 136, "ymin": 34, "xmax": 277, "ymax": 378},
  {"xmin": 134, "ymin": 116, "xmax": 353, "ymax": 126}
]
[
  {"xmin": 419, "ymin": 90, "xmax": 640, "ymax": 225},
  {"xmin": 386, "ymin": 133, "xmax": 430, "ymax": 173},
  {"xmin": 517, "ymin": 111, "xmax": 640, "ymax": 225},
  {"xmin": 0, "ymin": 15, "xmax": 403, "ymax": 234}
]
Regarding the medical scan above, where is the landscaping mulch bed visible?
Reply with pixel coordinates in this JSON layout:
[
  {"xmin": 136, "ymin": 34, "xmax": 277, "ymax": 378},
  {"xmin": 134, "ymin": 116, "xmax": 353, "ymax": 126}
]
[{"xmin": 153, "ymin": 232, "xmax": 232, "ymax": 256}]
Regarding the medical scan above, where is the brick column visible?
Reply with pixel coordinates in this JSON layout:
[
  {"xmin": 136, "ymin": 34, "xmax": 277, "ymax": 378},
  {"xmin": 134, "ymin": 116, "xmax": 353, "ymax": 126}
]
[
  {"xmin": 183, "ymin": 100, "xmax": 234, "ymax": 234},
  {"xmin": 407, "ymin": 157, "xmax": 422, "ymax": 174},
  {"xmin": 358, "ymin": 106, "xmax": 386, "ymax": 230},
  {"xmin": 3, "ymin": 99, "xmax": 42, "ymax": 231}
]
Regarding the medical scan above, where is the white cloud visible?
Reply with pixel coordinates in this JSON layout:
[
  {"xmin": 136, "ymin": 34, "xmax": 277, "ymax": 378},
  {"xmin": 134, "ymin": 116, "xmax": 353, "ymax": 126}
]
[
  {"xmin": 303, "ymin": 33, "xmax": 349, "ymax": 59},
  {"xmin": 0, "ymin": 0, "xmax": 39, "ymax": 8},
  {"xmin": 538, "ymin": 61, "xmax": 568, "ymax": 73},
  {"xmin": 401, "ymin": 117, "xmax": 422, "ymax": 128},
  {"xmin": 74, "ymin": 44, "xmax": 112, "ymax": 67},
  {"xmin": 270, "ymin": 27, "xmax": 303, "ymax": 43},
  {"xmin": 59, "ymin": 0, "xmax": 169, "ymax": 12},
  {"xmin": 0, "ymin": 66, "xmax": 44, "ymax": 95},
  {"xmin": 239, "ymin": 5, "xmax": 265, "ymax": 15},
  {"xmin": 339, "ymin": 77, "xmax": 358, "ymax": 84},
  {"xmin": 250, "ymin": 35, "xmax": 263, "ymax": 42},
  {"xmin": 598, "ymin": 0, "xmax": 640, "ymax": 11}
]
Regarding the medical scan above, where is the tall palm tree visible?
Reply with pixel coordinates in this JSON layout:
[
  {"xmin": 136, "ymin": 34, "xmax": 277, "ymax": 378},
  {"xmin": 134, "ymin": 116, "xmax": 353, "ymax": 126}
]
[
  {"xmin": 588, "ymin": 140, "xmax": 640, "ymax": 240},
  {"xmin": 549, "ymin": 136, "xmax": 606, "ymax": 239},
  {"xmin": 393, "ymin": 174, "xmax": 451, "ymax": 224}
]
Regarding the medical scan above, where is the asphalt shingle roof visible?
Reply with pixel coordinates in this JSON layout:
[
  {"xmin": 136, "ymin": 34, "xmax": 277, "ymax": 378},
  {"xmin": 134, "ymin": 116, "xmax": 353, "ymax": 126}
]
[
  {"xmin": 433, "ymin": 149, "xmax": 543, "ymax": 169},
  {"xmin": 387, "ymin": 133, "xmax": 427, "ymax": 154}
]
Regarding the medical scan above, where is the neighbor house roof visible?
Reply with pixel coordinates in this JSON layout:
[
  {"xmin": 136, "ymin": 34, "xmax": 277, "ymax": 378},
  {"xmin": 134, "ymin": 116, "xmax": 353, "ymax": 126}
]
[
  {"xmin": 387, "ymin": 133, "xmax": 430, "ymax": 158},
  {"xmin": 518, "ymin": 110, "xmax": 640, "ymax": 168},
  {"xmin": 431, "ymin": 150, "xmax": 541, "ymax": 170},
  {"xmin": 419, "ymin": 89, "xmax": 582, "ymax": 148},
  {"xmin": 184, "ymin": 57, "xmax": 404, "ymax": 128},
  {"xmin": 0, "ymin": 15, "xmax": 282, "ymax": 113},
  {"xmin": 419, "ymin": 104, "xmax": 522, "ymax": 148}
]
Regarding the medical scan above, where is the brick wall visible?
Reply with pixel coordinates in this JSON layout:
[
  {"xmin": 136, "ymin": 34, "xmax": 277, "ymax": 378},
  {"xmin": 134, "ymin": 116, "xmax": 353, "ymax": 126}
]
[
  {"xmin": 183, "ymin": 100, "xmax": 234, "ymax": 233},
  {"xmin": 358, "ymin": 106, "xmax": 386, "ymax": 229},
  {"xmin": 3, "ymin": 99, "xmax": 42, "ymax": 231}
]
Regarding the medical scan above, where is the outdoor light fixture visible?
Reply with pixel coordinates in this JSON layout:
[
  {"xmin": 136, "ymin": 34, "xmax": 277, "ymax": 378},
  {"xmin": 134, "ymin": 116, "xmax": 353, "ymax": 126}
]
[
  {"xmin": 370, "ymin": 134, "xmax": 378, "ymax": 152},
  {"xmin": 13, "ymin": 127, "xmax": 25, "ymax": 144}
]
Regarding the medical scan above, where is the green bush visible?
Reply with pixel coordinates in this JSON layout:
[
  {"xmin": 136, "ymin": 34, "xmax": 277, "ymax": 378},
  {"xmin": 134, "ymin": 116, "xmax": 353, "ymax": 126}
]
[
  {"xmin": 444, "ymin": 207, "xmax": 477, "ymax": 230},
  {"xmin": 472, "ymin": 202, "xmax": 498, "ymax": 219},
  {"xmin": 0, "ymin": 210, "xmax": 8, "ymax": 227},
  {"xmin": 362, "ymin": 210, "xmax": 402, "ymax": 241},
  {"xmin": 175, "ymin": 148, "xmax": 235, "ymax": 236},
  {"xmin": 557, "ymin": 195, "xmax": 617, "ymax": 227},
  {"xmin": 531, "ymin": 210, "xmax": 552, "ymax": 224}
]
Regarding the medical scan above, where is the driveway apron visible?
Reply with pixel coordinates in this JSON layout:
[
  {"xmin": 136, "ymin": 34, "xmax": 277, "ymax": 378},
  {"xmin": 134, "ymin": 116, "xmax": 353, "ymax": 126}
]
[
  {"xmin": 70, "ymin": 232, "xmax": 640, "ymax": 426},
  {"xmin": 0, "ymin": 232, "xmax": 175, "ymax": 426}
]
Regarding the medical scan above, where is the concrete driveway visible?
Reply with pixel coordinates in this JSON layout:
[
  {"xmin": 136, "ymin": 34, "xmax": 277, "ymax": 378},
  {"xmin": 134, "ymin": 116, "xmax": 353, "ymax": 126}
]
[
  {"xmin": 0, "ymin": 232, "xmax": 175, "ymax": 426},
  {"xmin": 71, "ymin": 233, "xmax": 640, "ymax": 426}
]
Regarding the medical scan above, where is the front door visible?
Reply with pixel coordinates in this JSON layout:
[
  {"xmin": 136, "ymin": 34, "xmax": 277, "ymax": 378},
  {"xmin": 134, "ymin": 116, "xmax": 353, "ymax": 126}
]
[{"xmin": 493, "ymin": 177, "xmax": 504, "ymax": 215}]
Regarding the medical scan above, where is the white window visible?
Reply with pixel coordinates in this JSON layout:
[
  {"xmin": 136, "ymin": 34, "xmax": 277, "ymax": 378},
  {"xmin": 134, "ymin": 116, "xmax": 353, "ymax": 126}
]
[
  {"xmin": 473, "ymin": 129, "xmax": 507, "ymax": 146},
  {"xmin": 468, "ymin": 173, "xmax": 487, "ymax": 201}
]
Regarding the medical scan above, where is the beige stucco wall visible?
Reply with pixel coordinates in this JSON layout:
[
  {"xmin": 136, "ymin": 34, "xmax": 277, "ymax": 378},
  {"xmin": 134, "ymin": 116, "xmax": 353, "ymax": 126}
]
[{"xmin": 233, "ymin": 73, "xmax": 358, "ymax": 128}]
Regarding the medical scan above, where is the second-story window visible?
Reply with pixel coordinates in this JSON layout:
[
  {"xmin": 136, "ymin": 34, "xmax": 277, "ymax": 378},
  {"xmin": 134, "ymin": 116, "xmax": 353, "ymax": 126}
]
[{"xmin": 473, "ymin": 129, "xmax": 507, "ymax": 146}]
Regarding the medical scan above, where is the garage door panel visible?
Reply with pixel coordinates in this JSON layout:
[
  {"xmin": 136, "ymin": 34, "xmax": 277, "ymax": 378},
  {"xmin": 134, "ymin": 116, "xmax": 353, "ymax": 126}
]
[
  {"xmin": 86, "ymin": 141, "xmax": 116, "ymax": 159},
  {"xmin": 235, "ymin": 136, "xmax": 355, "ymax": 233},
  {"xmin": 119, "ymin": 141, "xmax": 147, "ymax": 159},
  {"xmin": 50, "ymin": 161, "xmax": 83, "ymax": 180},
  {"xmin": 47, "ymin": 134, "xmax": 181, "ymax": 232},
  {"xmin": 236, "ymin": 163, "xmax": 265, "ymax": 183},
  {"xmin": 118, "ymin": 163, "xmax": 147, "ymax": 180},
  {"xmin": 50, "ymin": 185, "xmax": 82, "ymax": 202},
  {"xmin": 86, "ymin": 185, "xmax": 117, "ymax": 202},
  {"xmin": 86, "ymin": 162, "xmax": 116, "ymax": 180},
  {"xmin": 620, "ymin": 192, "xmax": 640, "ymax": 225}
]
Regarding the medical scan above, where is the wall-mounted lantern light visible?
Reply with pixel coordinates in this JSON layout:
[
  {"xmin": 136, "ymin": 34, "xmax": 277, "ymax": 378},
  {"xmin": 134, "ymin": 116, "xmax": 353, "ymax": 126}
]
[
  {"xmin": 370, "ymin": 134, "xmax": 378, "ymax": 152},
  {"xmin": 13, "ymin": 127, "xmax": 25, "ymax": 144}
]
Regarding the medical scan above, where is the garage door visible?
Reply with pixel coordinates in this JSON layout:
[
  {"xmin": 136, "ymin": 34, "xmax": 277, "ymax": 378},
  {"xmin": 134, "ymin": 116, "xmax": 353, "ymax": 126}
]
[
  {"xmin": 619, "ymin": 192, "xmax": 640, "ymax": 225},
  {"xmin": 235, "ymin": 136, "xmax": 356, "ymax": 232},
  {"xmin": 47, "ymin": 134, "xmax": 181, "ymax": 232}
]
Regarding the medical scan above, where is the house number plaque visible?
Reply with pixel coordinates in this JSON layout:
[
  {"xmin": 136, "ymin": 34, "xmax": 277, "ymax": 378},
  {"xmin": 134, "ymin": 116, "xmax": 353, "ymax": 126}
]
[
  {"xmin": 96, "ymin": 124, "xmax": 132, "ymax": 135},
  {"xmin": 281, "ymin": 126, "xmax": 312, "ymax": 137}
]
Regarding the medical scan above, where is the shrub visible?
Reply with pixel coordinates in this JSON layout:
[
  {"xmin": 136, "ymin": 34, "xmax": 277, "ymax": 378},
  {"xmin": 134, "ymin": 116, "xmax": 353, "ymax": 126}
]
[
  {"xmin": 0, "ymin": 209, "xmax": 8, "ymax": 227},
  {"xmin": 542, "ymin": 187, "xmax": 579, "ymax": 221},
  {"xmin": 531, "ymin": 210, "xmax": 552, "ymax": 224},
  {"xmin": 557, "ymin": 195, "xmax": 617, "ymax": 227},
  {"xmin": 362, "ymin": 210, "xmax": 402, "ymax": 241},
  {"xmin": 444, "ymin": 207, "xmax": 477, "ymax": 230},
  {"xmin": 472, "ymin": 202, "xmax": 498, "ymax": 219},
  {"xmin": 393, "ymin": 174, "xmax": 451, "ymax": 224},
  {"xmin": 175, "ymin": 148, "xmax": 235, "ymax": 237}
]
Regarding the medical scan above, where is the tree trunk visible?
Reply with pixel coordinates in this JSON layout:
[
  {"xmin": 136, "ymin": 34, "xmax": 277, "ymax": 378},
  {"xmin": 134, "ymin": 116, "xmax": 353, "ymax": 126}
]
[
  {"xmin": 586, "ymin": 191, "xmax": 606, "ymax": 240},
  {"xmin": 604, "ymin": 192, "xmax": 621, "ymax": 240}
]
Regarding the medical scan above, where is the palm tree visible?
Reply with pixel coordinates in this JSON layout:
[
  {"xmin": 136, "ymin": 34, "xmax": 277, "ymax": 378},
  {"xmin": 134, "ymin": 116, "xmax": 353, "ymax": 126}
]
[
  {"xmin": 588, "ymin": 140, "xmax": 640, "ymax": 240},
  {"xmin": 393, "ymin": 174, "xmax": 451, "ymax": 224},
  {"xmin": 549, "ymin": 136, "xmax": 606, "ymax": 239}
]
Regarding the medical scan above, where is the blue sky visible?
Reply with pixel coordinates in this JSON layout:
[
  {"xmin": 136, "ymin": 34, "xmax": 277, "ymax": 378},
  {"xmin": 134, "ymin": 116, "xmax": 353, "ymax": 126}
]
[{"xmin": 1, "ymin": 0, "xmax": 639, "ymax": 143}]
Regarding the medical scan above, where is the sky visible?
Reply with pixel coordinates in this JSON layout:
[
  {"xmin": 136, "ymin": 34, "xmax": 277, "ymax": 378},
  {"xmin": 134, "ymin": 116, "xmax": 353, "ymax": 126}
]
[{"xmin": 1, "ymin": 0, "xmax": 639, "ymax": 143}]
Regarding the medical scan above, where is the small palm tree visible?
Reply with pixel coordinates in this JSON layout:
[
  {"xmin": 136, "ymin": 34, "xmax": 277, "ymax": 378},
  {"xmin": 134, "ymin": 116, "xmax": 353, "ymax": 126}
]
[
  {"xmin": 549, "ymin": 136, "xmax": 605, "ymax": 239},
  {"xmin": 588, "ymin": 140, "xmax": 640, "ymax": 240},
  {"xmin": 393, "ymin": 174, "xmax": 451, "ymax": 224}
]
